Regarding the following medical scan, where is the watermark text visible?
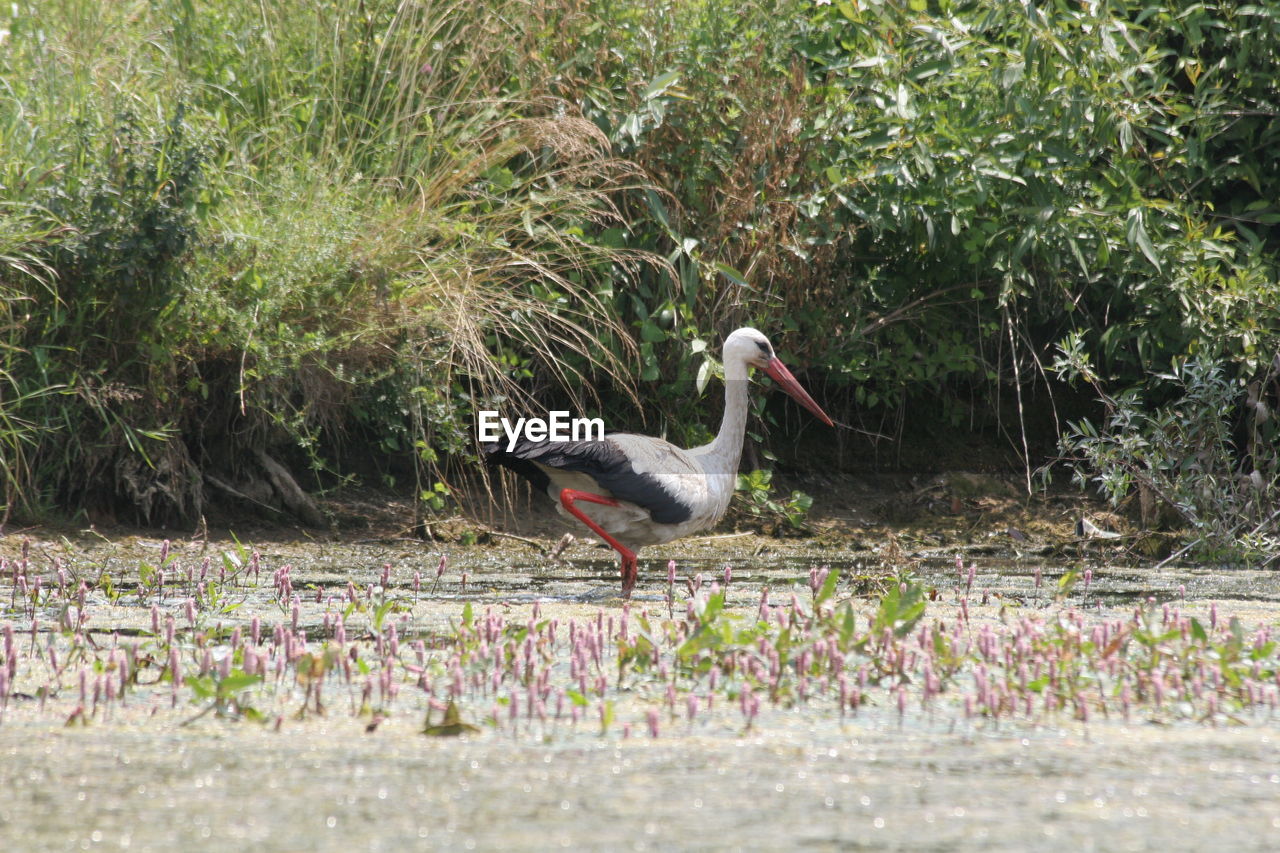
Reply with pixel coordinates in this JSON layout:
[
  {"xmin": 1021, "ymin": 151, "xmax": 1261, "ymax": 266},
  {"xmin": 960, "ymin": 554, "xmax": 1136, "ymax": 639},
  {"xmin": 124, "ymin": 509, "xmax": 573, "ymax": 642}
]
[{"xmin": 478, "ymin": 410, "xmax": 605, "ymax": 451}]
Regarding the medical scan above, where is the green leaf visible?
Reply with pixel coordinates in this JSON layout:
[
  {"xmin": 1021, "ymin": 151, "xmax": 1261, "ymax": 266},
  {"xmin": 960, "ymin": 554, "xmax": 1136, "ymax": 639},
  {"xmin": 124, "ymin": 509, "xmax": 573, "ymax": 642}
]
[
  {"xmin": 696, "ymin": 359, "xmax": 713, "ymax": 394},
  {"xmin": 816, "ymin": 566, "xmax": 840, "ymax": 606},
  {"xmin": 373, "ymin": 599, "xmax": 395, "ymax": 632},
  {"xmin": 839, "ymin": 602, "xmax": 857, "ymax": 645},
  {"xmin": 873, "ymin": 581, "xmax": 927, "ymax": 637},
  {"xmin": 1250, "ymin": 641, "xmax": 1276, "ymax": 661},
  {"xmin": 424, "ymin": 701, "xmax": 480, "ymax": 737},
  {"xmin": 644, "ymin": 189, "xmax": 672, "ymax": 232},
  {"xmin": 892, "ymin": 590, "xmax": 926, "ymax": 637},
  {"xmin": 640, "ymin": 321, "xmax": 667, "ymax": 343},
  {"xmin": 713, "ymin": 263, "xmax": 751, "ymax": 288},
  {"xmin": 599, "ymin": 700, "xmax": 615, "ymax": 733},
  {"xmin": 1126, "ymin": 209, "xmax": 1162, "ymax": 272},
  {"xmin": 696, "ymin": 591, "xmax": 726, "ymax": 625},
  {"xmin": 240, "ymin": 707, "xmax": 268, "ymax": 724},
  {"xmin": 641, "ymin": 70, "xmax": 681, "ymax": 101},
  {"xmin": 907, "ymin": 58, "xmax": 950, "ymax": 81},
  {"xmin": 217, "ymin": 671, "xmax": 262, "ymax": 695},
  {"xmin": 187, "ymin": 676, "xmax": 216, "ymax": 699}
]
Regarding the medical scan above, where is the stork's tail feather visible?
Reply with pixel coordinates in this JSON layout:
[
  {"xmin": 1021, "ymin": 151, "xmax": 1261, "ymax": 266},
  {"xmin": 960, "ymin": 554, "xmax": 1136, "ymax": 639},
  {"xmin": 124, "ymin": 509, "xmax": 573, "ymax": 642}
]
[{"xmin": 484, "ymin": 442, "xmax": 552, "ymax": 494}]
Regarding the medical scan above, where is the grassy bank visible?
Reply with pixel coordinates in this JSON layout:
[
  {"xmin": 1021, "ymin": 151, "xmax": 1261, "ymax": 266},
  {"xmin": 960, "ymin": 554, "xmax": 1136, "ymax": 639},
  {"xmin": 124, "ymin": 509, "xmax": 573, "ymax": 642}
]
[{"xmin": 1, "ymin": 0, "xmax": 648, "ymax": 524}]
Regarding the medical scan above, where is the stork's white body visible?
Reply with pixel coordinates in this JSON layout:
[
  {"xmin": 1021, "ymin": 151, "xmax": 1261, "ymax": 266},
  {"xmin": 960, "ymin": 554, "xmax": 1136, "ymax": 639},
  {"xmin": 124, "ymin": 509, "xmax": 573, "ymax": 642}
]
[{"xmin": 533, "ymin": 431, "xmax": 740, "ymax": 549}]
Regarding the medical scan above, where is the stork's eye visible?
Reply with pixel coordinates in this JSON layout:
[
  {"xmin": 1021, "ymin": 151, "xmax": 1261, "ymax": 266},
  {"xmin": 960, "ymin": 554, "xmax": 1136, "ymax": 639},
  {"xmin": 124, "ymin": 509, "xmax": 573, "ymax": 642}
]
[{"xmin": 755, "ymin": 341, "xmax": 771, "ymax": 357}]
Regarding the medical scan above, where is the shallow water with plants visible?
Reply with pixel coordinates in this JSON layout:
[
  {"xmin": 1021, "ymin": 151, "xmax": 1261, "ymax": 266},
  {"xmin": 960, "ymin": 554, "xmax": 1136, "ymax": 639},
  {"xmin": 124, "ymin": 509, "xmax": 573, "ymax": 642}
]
[
  {"xmin": 6, "ymin": 0, "xmax": 1280, "ymax": 847},
  {"xmin": 2, "ymin": 532, "xmax": 1278, "ymax": 851}
]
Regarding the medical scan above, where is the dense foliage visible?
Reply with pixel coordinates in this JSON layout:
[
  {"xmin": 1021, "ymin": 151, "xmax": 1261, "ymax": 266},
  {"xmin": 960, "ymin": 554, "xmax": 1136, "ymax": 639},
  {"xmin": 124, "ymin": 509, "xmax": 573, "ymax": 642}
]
[{"xmin": 2, "ymin": 0, "xmax": 1278, "ymax": 556}]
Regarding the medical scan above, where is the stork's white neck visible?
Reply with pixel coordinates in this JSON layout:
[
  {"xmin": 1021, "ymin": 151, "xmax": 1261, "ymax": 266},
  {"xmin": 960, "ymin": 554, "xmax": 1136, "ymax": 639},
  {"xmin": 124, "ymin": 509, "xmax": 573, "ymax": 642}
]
[{"xmin": 702, "ymin": 354, "xmax": 751, "ymax": 474}]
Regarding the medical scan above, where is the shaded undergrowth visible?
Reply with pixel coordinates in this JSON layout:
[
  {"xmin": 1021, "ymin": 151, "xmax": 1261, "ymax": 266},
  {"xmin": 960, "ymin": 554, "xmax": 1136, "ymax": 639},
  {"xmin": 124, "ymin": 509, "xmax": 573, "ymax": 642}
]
[{"xmin": 1, "ymin": 543, "xmax": 1277, "ymax": 737}]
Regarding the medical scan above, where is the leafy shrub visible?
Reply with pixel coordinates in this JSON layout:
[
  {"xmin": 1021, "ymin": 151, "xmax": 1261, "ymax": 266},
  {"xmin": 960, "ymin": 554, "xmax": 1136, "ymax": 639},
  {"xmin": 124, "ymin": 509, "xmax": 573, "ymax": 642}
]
[
  {"xmin": 732, "ymin": 469, "xmax": 815, "ymax": 534},
  {"xmin": 1053, "ymin": 336, "xmax": 1280, "ymax": 564},
  {"xmin": 534, "ymin": 0, "xmax": 1280, "ymax": 446}
]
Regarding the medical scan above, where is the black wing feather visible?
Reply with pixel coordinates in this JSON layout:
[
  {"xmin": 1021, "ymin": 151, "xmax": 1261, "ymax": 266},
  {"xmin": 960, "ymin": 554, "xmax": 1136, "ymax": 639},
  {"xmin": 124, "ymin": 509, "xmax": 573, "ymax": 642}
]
[{"xmin": 485, "ymin": 437, "xmax": 694, "ymax": 525}]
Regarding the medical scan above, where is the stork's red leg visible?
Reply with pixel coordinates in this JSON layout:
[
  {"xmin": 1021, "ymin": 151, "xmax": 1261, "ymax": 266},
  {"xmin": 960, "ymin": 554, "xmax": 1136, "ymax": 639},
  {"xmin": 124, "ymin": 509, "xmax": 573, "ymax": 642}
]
[{"xmin": 559, "ymin": 488, "xmax": 638, "ymax": 597}]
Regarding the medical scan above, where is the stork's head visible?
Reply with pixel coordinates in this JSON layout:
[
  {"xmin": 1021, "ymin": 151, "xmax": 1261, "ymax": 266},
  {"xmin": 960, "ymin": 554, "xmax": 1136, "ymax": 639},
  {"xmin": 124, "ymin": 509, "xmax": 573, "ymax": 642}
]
[
  {"xmin": 723, "ymin": 327, "xmax": 776, "ymax": 370},
  {"xmin": 723, "ymin": 328, "xmax": 834, "ymax": 427}
]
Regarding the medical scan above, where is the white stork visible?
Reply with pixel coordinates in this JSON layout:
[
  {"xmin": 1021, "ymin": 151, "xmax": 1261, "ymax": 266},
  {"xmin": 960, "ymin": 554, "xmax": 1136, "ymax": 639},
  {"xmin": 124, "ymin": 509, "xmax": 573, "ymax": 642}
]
[{"xmin": 485, "ymin": 327, "xmax": 834, "ymax": 596}]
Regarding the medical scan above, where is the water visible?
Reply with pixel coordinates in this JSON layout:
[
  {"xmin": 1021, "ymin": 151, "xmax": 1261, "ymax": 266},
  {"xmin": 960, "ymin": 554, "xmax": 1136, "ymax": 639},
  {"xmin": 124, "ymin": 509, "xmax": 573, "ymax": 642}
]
[
  {"xmin": 3, "ymin": 713, "xmax": 1277, "ymax": 850},
  {"xmin": 1, "ymin": 533, "xmax": 1279, "ymax": 851}
]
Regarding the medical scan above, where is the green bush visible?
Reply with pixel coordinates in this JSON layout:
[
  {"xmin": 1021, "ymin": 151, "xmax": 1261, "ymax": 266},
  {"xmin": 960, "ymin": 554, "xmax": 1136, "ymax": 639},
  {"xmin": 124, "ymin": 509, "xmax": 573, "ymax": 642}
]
[
  {"xmin": 1054, "ymin": 336, "xmax": 1279, "ymax": 564},
  {"xmin": 533, "ymin": 0, "xmax": 1280, "ymax": 436}
]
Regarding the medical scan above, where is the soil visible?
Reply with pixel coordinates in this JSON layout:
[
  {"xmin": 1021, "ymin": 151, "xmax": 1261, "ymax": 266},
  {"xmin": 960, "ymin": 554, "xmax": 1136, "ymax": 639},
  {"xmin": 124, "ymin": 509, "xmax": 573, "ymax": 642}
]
[{"xmin": 4, "ymin": 463, "xmax": 1141, "ymax": 571}]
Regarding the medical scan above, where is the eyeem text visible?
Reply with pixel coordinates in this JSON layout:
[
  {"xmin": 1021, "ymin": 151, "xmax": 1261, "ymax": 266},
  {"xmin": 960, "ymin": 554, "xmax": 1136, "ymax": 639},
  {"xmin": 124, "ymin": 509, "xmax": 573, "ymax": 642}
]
[{"xmin": 478, "ymin": 410, "xmax": 605, "ymax": 451}]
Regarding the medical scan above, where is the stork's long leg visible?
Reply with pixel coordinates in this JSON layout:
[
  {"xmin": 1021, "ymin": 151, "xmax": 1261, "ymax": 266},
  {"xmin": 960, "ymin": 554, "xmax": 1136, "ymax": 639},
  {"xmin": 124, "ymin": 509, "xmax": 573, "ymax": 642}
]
[{"xmin": 559, "ymin": 488, "xmax": 639, "ymax": 596}]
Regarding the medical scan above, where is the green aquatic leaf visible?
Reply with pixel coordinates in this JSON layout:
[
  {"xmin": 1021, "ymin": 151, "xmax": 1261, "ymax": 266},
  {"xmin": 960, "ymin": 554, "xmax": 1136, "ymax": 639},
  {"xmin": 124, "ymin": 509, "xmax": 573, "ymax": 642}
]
[
  {"xmin": 424, "ymin": 701, "xmax": 480, "ymax": 737},
  {"xmin": 816, "ymin": 567, "xmax": 841, "ymax": 606}
]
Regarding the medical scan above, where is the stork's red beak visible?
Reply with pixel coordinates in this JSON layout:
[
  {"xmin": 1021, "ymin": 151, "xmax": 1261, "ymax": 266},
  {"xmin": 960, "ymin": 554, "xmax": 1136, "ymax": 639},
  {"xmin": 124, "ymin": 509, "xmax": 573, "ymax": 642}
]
[{"xmin": 763, "ymin": 358, "xmax": 834, "ymax": 427}]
